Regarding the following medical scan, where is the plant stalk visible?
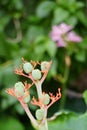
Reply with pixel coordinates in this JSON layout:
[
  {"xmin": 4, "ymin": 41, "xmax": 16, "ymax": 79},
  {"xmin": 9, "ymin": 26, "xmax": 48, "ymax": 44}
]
[{"xmin": 59, "ymin": 65, "xmax": 70, "ymax": 110}]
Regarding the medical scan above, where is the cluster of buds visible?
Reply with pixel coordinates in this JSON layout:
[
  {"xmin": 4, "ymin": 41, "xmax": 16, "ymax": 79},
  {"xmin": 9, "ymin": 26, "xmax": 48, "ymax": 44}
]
[{"xmin": 6, "ymin": 58, "xmax": 61, "ymax": 130}]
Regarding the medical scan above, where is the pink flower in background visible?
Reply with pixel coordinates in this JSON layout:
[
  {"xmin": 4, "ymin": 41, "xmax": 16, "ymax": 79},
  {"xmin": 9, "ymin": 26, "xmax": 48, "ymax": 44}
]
[
  {"xmin": 57, "ymin": 23, "xmax": 73, "ymax": 34},
  {"xmin": 50, "ymin": 23, "xmax": 82, "ymax": 47},
  {"xmin": 50, "ymin": 23, "xmax": 72, "ymax": 41},
  {"xmin": 57, "ymin": 38, "xmax": 66, "ymax": 47},
  {"xmin": 66, "ymin": 31, "xmax": 82, "ymax": 42}
]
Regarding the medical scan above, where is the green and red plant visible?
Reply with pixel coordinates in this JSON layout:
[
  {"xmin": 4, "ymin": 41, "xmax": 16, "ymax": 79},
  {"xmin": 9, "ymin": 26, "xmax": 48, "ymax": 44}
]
[{"xmin": 6, "ymin": 58, "xmax": 61, "ymax": 130}]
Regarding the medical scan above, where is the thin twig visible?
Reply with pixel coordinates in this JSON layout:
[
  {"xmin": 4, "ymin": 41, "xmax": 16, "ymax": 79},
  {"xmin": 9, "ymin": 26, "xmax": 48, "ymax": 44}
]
[
  {"xmin": 7, "ymin": 19, "xmax": 22, "ymax": 43},
  {"xmin": 66, "ymin": 89, "xmax": 82, "ymax": 98}
]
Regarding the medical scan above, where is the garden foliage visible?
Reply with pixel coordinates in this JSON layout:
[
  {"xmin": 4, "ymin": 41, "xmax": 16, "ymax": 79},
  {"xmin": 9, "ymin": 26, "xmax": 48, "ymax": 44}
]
[{"xmin": 0, "ymin": 0, "xmax": 87, "ymax": 130}]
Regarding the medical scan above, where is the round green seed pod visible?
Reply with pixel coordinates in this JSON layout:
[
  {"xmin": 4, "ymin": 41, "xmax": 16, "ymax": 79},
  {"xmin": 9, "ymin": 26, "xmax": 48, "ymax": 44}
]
[
  {"xmin": 23, "ymin": 62, "xmax": 33, "ymax": 74},
  {"xmin": 43, "ymin": 94, "xmax": 50, "ymax": 105},
  {"xmin": 32, "ymin": 69, "xmax": 41, "ymax": 80},
  {"xmin": 35, "ymin": 109, "xmax": 44, "ymax": 120},
  {"xmin": 14, "ymin": 82, "xmax": 24, "ymax": 97},
  {"xmin": 23, "ymin": 95, "xmax": 30, "ymax": 103},
  {"xmin": 41, "ymin": 61, "xmax": 49, "ymax": 71}
]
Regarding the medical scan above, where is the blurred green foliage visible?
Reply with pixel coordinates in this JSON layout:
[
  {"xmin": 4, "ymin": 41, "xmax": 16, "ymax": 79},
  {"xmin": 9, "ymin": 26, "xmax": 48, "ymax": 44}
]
[
  {"xmin": 0, "ymin": 0, "xmax": 87, "ymax": 130},
  {"xmin": 0, "ymin": 117, "xmax": 24, "ymax": 130},
  {"xmin": 48, "ymin": 111, "xmax": 87, "ymax": 130}
]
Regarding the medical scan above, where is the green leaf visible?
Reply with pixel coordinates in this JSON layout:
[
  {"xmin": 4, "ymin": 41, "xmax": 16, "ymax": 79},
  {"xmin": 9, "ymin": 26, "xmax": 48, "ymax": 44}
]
[
  {"xmin": 34, "ymin": 43, "xmax": 46, "ymax": 59},
  {"xmin": 0, "ymin": 64, "xmax": 18, "ymax": 87},
  {"xmin": 46, "ymin": 40, "xmax": 57, "ymax": 57},
  {"xmin": 83, "ymin": 90, "xmax": 87, "ymax": 104},
  {"xmin": 76, "ymin": 11, "xmax": 87, "ymax": 27},
  {"xmin": 36, "ymin": 1, "xmax": 56, "ymax": 18},
  {"xmin": 77, "ymin": 38, "xmax": 87, "ymax": 50},
  {"xmin": 58, "ymin": 0, "xmax": 75, "ymax": 6},
  {"xmin": 0, "ymin": 117, "xmax": 24, "ymax": 130},
  {"xmin": 0, "ymin": 41, "xmax": 20, "ymax": 58},
  {"xmin": 58, "ymin": 0, "xmax": 76, "ymax": 12},
  {"xmin": 75, "ymin": 50, "xmax": 86, "ymax": 62},
  {"xmin": 0, "ymin": 16, "xmax": 10, "ymax": 32},
  {"xmin": 11, "ymin": 0, "xmax": 23, "ymax": 10},
  {"xmin": 75, "ymin": 2, "xmax": 84, "ymax": 9},
  {"xmin": 53, "ymin": 8, "xmax": 69, "ymax": 24},
  {"xmin": 48, "ymin": 111, "xmax": 87, "ymax": 130},
  {"xmin": 65, "ymin": 16, "xmax": 78, "ymax": 26},
  {"xmin": 58, "ymin": 0, "xmax": 84, "ymax": 11},
  {"xmin": 48, "ymin": 59, "xmax": 58, "ymax": 78},
  {"xmin": 25, "ymin": 26, "xmax": 44, "ymax": 42}
]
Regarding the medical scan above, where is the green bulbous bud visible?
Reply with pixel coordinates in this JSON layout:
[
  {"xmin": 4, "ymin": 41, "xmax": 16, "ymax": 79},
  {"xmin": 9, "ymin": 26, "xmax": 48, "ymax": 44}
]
[
  {"xmin": 23, "ymin": 95, "xmax": 30, "ymax": 103},
  {"xmin": 35, "ymin": 109, "xmax": 44, "ymax": 120},
  {"xmin": 32, "ymin": 69, "xmax": 41, "ymax": 80},
  {"xmin": 43, "ymin": 94, "xmax": 50, "ymax": 105},
  {"xmin": 23, "ymin": 62, "xmax": 33, "ymax": 74},
  {"xmin": 14, "ymin": 82, "xmax": 24, "ymax": 97},
  {"xmin": 41, "ymin": 61, "xmax": 49, "ymax": 71}
]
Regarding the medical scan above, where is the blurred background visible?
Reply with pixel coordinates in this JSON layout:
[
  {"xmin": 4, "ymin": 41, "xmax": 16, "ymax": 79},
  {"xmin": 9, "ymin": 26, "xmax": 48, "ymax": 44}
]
[{"xmin": 0, "ymin": 0, "xmax": 87, "ymax": 130}]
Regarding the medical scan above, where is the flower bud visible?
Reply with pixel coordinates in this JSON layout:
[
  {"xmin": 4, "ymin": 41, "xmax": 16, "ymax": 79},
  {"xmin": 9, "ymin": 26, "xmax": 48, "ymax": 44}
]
[
  {"xmin": 35, "ymin": 109, "xmax": 44, "ymax": 120},
  {"xmin": 23, "ymin": 95, "xmax": 30, "ymax": 103},
  {"xmin": 14, "ymin": 82, "xmax": 24, "ymax": 97},
  {"xmin": 41, "ymin": 61, "xmax": 49, "ymax": 71},
  {"xmin": 32, "ymin": 69, "xmax": 42, "ymax": 80},
  {"xmin": 23, "ymin": 62, "xmax": 33, "ymax": 74},
  {"xmin": 43, "ymin": 94, "xmax": 50, "ymax": 105}
]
